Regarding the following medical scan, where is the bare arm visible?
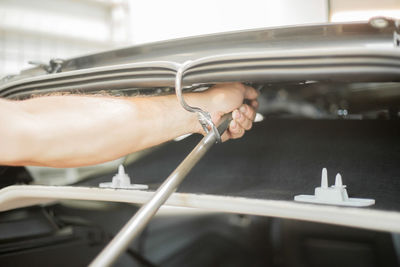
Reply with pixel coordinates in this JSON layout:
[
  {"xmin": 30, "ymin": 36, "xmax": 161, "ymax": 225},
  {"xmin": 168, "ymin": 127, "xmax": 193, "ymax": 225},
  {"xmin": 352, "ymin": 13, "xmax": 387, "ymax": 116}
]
[{"xmin": 0, "ymin": 83, "xmax": 258, "ymax": 167}]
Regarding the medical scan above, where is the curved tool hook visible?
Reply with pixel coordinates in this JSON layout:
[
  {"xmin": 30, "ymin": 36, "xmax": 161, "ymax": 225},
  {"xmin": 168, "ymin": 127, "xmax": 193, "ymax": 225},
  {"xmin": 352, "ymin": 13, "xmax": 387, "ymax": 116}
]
[{"xmin": 175, "ymin": 61, "xmax": 222, "ymax": 143}]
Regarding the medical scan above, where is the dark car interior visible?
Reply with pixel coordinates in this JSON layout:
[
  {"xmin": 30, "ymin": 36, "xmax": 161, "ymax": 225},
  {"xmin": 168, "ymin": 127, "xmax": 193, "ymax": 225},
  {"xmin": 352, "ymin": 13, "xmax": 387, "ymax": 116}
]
[{"xmin": 0, "ymin": 79, "xmax": 400, "ymax": 266}]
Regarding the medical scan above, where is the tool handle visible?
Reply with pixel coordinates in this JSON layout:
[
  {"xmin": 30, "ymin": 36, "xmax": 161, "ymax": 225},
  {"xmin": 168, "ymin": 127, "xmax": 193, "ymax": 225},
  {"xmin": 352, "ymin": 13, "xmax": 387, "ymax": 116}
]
[{"xmin": 90, "ymin": 113, "xmax": 232, "ymax": 267}]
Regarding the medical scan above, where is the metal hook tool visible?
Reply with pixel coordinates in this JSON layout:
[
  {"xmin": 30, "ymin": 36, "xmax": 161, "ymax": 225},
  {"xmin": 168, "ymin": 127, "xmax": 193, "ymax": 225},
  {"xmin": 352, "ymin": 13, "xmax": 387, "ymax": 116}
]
[
  {"xmin": 175, "ymin": 61, "xmax": 222, "ymax": 143},
  {"xmin": 90, "ymin": 63, "xmax": 232, "ymax": 267}
]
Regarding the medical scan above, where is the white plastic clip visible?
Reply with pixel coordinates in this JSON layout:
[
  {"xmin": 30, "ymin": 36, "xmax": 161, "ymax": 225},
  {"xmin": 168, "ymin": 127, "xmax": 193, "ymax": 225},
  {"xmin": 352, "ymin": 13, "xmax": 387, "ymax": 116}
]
[
  {"xmin": 294, "ymin": 168, "xmax": 375, "ymax": 207},
  {"xmin": 99, "ymin": 165, "xmax": 148, "ymax": 190}
]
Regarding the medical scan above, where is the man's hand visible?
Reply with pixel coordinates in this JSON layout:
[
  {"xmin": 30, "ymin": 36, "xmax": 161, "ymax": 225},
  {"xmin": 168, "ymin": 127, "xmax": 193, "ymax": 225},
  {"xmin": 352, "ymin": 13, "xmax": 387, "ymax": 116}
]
[{"xmin": 187, "ymin": 82, "xmax": 259, "ymax": 141}]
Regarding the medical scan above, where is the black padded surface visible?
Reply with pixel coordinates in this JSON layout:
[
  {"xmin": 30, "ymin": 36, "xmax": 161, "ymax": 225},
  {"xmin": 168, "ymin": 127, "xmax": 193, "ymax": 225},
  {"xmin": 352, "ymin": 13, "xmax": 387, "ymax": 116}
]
[{"xmin": 94, "ymin": 119, "xmax": 400, "ymax": 212}]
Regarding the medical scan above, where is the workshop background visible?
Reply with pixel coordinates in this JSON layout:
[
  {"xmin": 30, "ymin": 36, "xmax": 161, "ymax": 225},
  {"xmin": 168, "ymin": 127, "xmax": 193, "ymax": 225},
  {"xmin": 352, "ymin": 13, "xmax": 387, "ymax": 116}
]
[{"xmin": 1, "ymin": 0, "xmax": 399, "ymax": 78}]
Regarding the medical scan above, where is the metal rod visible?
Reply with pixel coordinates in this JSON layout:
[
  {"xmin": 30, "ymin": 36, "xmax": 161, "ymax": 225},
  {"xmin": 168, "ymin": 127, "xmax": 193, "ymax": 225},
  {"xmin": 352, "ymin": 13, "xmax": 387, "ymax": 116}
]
[{"xmin": 90, "ymin": 114, "xmax": 232, "ymax": 267}]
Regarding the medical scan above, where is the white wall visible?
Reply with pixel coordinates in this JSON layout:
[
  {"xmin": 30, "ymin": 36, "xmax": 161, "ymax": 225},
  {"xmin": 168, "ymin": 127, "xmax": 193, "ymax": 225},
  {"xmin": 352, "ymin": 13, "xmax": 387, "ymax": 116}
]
[
  {"xmin": 330, "ymin": 0, "xmax": 400, "ymax": 22},
  {"xmin": 0, "ymin": 0, "xmax": 130, "ymax": 76},
  {"xmin": 0, "ymin": 0, "xmax": 328, "ymax": 77},
  {"xmin": 128, "ymin": 0, "xmax": 328, "ymax": 45}
]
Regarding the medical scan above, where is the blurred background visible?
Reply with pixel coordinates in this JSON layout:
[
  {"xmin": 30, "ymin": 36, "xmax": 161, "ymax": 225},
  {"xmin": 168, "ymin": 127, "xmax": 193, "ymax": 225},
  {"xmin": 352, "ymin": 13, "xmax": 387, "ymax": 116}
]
[{"xmin": 1, "ymin": 0, "xmax": 399, "ymax": 78}]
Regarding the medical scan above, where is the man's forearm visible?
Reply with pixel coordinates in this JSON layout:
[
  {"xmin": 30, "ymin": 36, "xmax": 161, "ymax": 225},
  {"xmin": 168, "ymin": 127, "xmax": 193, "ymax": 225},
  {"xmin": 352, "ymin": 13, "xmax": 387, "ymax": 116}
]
[
  {"xmin": 1, "ymin": 94, "xmax": 199, "ymax": 167},
  {"xmin": 0, "ymin": 83, "xmax": 258, "ymax": 168}
]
